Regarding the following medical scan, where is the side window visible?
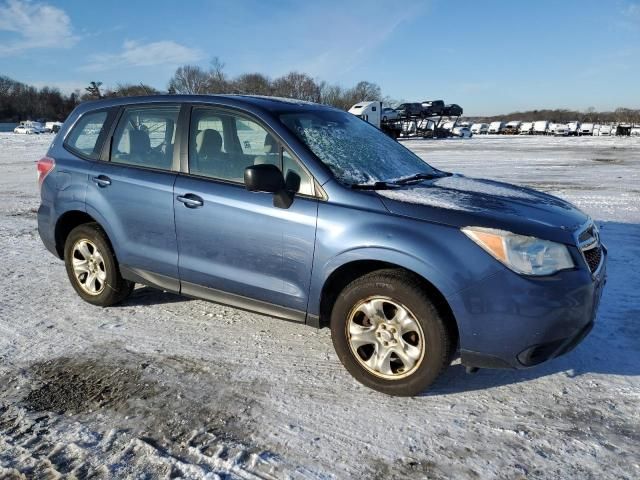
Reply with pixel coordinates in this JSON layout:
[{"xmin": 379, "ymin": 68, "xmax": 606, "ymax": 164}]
[
  {"xmin": 110, "ymin": 106, "xmax": 179, "ymax": 170},
  {"xmin": 283, "ymin": 149, "xmax": 314, "ymax": 196},
  {"xmin": 65, "ymin": 111, "xmax": 109, "ymax": 159},
  {"xmin": 189, "ymin": 108, "xmax": 271, "ymax": 183},
  {"xmin": 189, "ymin": 108, "xmax": 316, "ymax": 196}
]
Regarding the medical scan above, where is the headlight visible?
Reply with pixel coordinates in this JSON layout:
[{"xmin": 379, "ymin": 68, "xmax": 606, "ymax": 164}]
[{"xmin": 462, "ymin": 226, "xmax": 574, "ymax": 276}]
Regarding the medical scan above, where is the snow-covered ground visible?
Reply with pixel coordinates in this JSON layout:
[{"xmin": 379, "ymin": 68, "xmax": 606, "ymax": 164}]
[{"xmin": 0, "ymin": 133, "xmax": 638, "ymax": 479}]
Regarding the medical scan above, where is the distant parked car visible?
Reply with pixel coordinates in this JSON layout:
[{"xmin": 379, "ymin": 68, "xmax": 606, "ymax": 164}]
[
  {"xmin": 599, "ymin": 125, "xmax": 612, "ymax": 136},
  {"xmin": 396, "ymin": 103, "xmax": 423, "ymax": 118},
  {"xmin": 504, "ymin": 121, "xmax": 521, "ymax": 134},
  {"xmin": 554, "ymin": 124, "xmax": 570, "ymax": 136},
  {"xmin": 443, "ymin": 104, "xmax": 463, "ymax": 117},
  {"xmin": 581, "ymin": 123, "xmax": 594, "ymax": 136},
  {"xmin": 470, "ymin": 123, "xmax": 489, "ymax": 135},
  {"xmin": 630, "ymin": 127, "xmax": 640, "ymax": 137},
  {"xmin": 519, "ymin": 122, "xmax": 534, "ymax": 134},
  {"xmin": 45, "ymin": 121, "xmax": 64, "ymax": 133},
  {"xmin": 381, "ymin": 108, "xmax": 399, "ymax": 122},
  {"xmin": 488, "ymin": 121, "xmax": 505, "ymax": 134},
  {"xmin": 453, "ymin": 126, "xmax": 473, "ymax": 138},
  {"xmin": 14, "ymin": 125, "xmax": 37, "ymax": 134},
  {"xmin": 19, "ymin": 120, "xmax": 46, "ymax": 133},
  {"xmin": 420, "ymin": 100, "xmax": 445, "ymax": 117}
]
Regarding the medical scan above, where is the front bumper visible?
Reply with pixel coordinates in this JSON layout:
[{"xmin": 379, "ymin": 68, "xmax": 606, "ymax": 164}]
[{"xmin": 449, "ymin": 246, "xmax": 607, "ymax": 369}]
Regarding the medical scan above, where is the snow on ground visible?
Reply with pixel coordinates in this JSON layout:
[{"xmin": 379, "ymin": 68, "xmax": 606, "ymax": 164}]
[{"xmin": 0, "ymin": 132, "xmax": 639, "ymax": 479}]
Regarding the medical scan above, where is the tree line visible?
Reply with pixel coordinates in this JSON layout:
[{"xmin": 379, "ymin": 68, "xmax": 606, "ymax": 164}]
[
  {"xmin": 2, "ymin": 59, "xmax": 639, "ymax": 123},
  {"xmin": 1, "ymin": 58, "xmax": 383, "ymax": 122}
]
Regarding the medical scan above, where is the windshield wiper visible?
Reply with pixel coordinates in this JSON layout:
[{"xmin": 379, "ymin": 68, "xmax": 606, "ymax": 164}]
[
  {"xmin": 350, "ymin": 181, "xmax": 393, "ymax": 190},
  {"xmin": 389, "ymin": 171, "xmax": 451, "ymax": 185},
  {"xmin": 350, "ymin": 171, "xmax": 452, "ymax": 190}
]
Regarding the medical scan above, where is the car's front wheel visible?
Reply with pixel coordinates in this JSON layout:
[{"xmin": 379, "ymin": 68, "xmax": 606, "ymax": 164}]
[
  {"xmin": 64, "ymin": 223, "xmax": 134, "ymax": 306},
  {"xmin": 330, "ymin": 269, "xmax": 453, "ymax": 396}
]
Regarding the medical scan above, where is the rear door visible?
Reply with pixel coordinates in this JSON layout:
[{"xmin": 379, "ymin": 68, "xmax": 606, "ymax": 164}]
[
  {"xmin": 85, "ymin": 104, "xmax": 182, "ymax": 288},
  {"xmin": 173, "ymin": 106, "xmax": 319, "ymax": 319}
]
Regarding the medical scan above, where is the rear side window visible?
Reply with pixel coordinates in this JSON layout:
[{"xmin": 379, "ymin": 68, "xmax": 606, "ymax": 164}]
[
  {"xmin": 110, "ymin": 106, "xmax": 180, "ymax": 171},
  {"xmin": 64, "ymin": 111, "xmax": 109, "ymax": 159}
]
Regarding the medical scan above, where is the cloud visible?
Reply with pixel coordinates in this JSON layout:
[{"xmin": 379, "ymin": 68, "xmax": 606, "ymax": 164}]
[
  {"xmin": 0, "ymin": 0, "xmax": 77, "ymax": 56},
  {"xmin": 81, "ymin": 40, "xmax": 205, "ymax": 72}
]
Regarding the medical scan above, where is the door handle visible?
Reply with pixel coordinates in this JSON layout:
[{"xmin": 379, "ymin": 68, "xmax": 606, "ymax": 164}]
[
  {"xmin": 92, "ymin": 175, "xmax": 111, "ymax": 187},
  {"xmin": 176, "ymin": 194, "xmax": 204, "ymax": 208}
]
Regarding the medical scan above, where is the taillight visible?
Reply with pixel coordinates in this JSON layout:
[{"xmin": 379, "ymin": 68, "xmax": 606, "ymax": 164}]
[{"xmin": 37, "ymin": 156, "xmax": 55, "ymax": 187}]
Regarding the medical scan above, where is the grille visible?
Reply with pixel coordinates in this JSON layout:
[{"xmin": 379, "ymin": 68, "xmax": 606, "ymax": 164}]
[
  {"xmin": 583, "ymin": 245, "xmax": 602, "ymax": 273},
  {"xmin": 577, "ymin": 222, "xmax": 603, "ymax": 274},
  {"xmin": 578, "ymin": 226, "xmax": 594, "ymax": 244}
]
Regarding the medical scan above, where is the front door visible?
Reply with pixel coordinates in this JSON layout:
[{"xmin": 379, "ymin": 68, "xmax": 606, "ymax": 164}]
[{"xmin": 173, "ymin": 106, "xmax": 318, "ymax": 319}]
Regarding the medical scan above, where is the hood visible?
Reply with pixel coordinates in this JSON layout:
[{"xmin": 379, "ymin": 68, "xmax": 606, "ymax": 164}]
[{"xmin": 377, "ymin": 174, "xmax": 589, "ymax": 244}]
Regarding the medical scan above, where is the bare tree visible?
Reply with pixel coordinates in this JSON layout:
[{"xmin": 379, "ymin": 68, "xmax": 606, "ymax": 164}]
[
  {"xmin": 84, "ymin": 81, "xmax": 103, "ymax": 99},
  {"xmin": 111, "ymin": 83, "xmax": 160, "ymax": 97},
  {"xmin": 350, "ymin": 81, "xmax": 381, "ymax": 102},
  {"xmin": 168, "ymin": 66, "xmax": 211, "ymax": 94},
  {"xmin": 272, "ymin": 72, "xmax": 321, "ymax": 102},
  {"xmin": 232, "ymin": 73, "xmax": 272, "ymax": 95},
  {"xmin": 207, "ymin": 57, "xmax": 229, "ymax": 93}
]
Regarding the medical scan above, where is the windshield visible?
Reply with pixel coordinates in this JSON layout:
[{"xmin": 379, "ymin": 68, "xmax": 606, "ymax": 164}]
[{"xmin": 279, "ymin": 110, "xmax": 437, "ymax": 185}]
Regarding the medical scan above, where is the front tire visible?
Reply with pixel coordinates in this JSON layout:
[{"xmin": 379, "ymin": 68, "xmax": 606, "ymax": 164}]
[
  {"xmin": 64, "ymin": 223, "xmax": 134, "ymax": 306},
  {"xmin": 330, "ymin": 269, "xmax": 453, "ymax": 396}
]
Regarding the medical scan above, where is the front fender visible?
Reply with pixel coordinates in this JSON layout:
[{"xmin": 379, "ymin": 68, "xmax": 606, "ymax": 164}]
[{"xmin": 308, "ymin": 201, "xmax": 503, "ymax": 318}]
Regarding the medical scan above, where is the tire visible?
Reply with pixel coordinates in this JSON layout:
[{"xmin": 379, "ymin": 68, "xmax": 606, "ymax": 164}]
[
  {"xmin": 330, "ymin": 269, "xmax": 453, "ymax": 396},
  {"xmin": 64, "ymin": 223, "xmax": 134, "ymax": 306}
]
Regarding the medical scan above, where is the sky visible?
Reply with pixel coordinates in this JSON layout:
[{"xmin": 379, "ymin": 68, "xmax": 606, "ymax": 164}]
[{"xmin": 0, "ymin": 0, "xmax": 639, "ymax": 115}]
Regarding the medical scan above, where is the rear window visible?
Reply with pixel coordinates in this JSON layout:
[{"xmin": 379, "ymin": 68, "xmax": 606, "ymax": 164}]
[{"xmin": 64, "ymin": 111, "xmax": 110, "ymax": 159}]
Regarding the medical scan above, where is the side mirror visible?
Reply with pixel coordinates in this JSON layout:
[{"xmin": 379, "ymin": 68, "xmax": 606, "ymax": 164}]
[
  {"xmin": 244, "ymin": 164, "xmax": 285, "ymax": 193},
  {"xmin": 244, "ymin": 164, "xmax": 295, "ymax": 209}
]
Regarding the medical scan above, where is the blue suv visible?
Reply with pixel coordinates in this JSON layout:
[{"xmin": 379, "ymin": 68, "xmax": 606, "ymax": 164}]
[{"xmin": 37, "ymin": 95, "xmax": 606, "ymax": 396}]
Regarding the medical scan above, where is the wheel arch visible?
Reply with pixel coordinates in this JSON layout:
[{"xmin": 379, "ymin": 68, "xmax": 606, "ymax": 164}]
[
  {"xmin": 54, "ymin": 210, "xmax": 115, "ymax": 259},
  {"xmin": 318, "ymin": 259, "xmax": 459, "ymax": 349}
]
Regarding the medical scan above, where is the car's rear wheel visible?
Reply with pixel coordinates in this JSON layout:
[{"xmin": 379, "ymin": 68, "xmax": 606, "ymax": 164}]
[
  {"xmin": 330, "ymin": 269, "xmax": 452, "ymax": 396},
  {"xmin": 64, "ymin": 223, "xmax": 134, "ymax": 306}
]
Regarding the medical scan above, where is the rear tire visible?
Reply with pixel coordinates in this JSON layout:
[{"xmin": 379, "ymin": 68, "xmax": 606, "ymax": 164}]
[
  {"xmin": 330, "ymin": 269, "xmax": 452, "ymax": 396},
  {"xmin": 64, "ymin": 223, "xmax": 134, "ymax": 306}
]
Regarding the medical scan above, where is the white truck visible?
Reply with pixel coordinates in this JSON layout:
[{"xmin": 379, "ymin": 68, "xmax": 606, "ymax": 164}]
[
  {"xmin": 567, "ymin": 121, "xmax": 581, "ymax": 136},
  {"xmin": 488, "ymin": 121, "xmax": 505, "ymax": 134},
  {"xmin": 348, "ymin": 101, "xmax": 402, "ymax": 138},
  {"xmin": 519, "ymin": 122, "xmax": 534, "ymax": 134},
  {"xmin": 471, "ymin": 123, "xmax": 489, "ymax": 135},
  {"xmin": 534, "ymin": 120, "xmax": 550, "ymax": 135}
]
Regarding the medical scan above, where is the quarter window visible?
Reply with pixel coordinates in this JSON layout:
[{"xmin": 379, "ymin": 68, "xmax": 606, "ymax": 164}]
[
  {"xmin": 110, "ymin": 106, "xmax": 180, "ymax": 170},
  {"xmin": 283, "ymin": 149, "xmax": 314, "ymax": 196},
  {"xmin": 65, "ymin": 111, "xmax": 109, "ymax": 159}
]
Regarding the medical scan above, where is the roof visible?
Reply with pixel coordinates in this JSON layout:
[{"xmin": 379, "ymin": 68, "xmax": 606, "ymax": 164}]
[{"xmin": 75, "ymin": 94, "xmax": 335, "ymax": 116}]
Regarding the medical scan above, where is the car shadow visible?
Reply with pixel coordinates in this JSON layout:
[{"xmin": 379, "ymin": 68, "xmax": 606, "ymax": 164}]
[
  {"xmin": 120, "ymin": 286, "xmax": 189, "ymax": 307},
  {"xmin": 425, "ymin": 220, "xmax": 640, "ymax": 395}
]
